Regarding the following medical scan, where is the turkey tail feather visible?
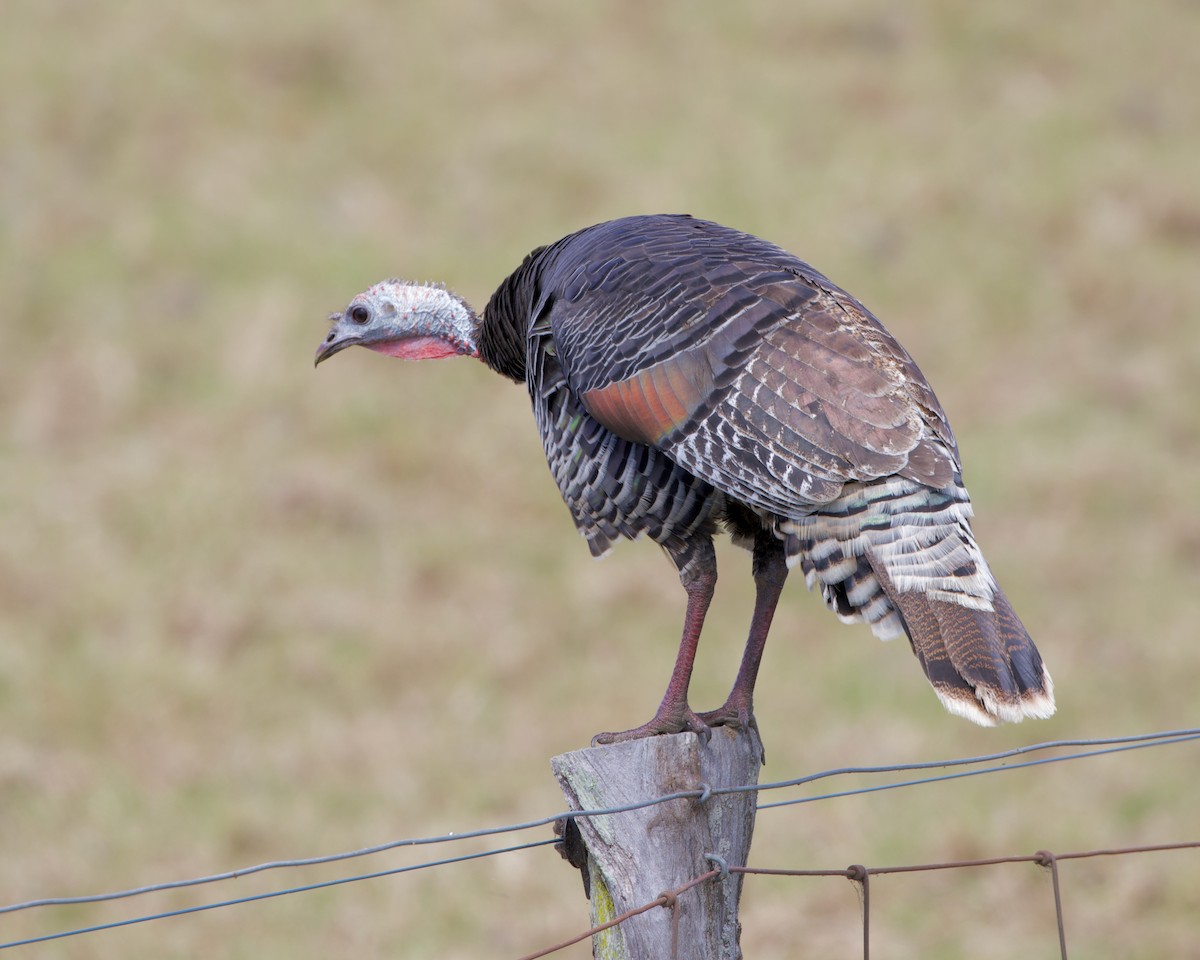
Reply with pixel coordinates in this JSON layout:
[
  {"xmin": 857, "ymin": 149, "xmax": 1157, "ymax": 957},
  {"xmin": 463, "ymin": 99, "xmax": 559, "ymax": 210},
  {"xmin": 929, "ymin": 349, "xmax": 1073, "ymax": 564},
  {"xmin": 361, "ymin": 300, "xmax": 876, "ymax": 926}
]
[
  {"xmin": 867, "ymin": 555, "xmax": 1055, "ymax": 725},
  {"xmin": 785, "ymin": 475, "xmax": 1055, "ymax": 726}
]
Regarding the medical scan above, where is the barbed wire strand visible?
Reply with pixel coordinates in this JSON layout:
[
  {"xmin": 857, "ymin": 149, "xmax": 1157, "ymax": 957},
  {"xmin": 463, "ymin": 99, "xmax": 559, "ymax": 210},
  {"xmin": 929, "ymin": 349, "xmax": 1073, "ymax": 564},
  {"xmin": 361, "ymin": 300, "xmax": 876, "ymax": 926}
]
[
  {"xmin": 3, "ymin": 727, "xmax": 1194, "ymax": 919},
  {"xmin": 0, "ymin": 839, "xmax": 557, "ymax": 952}
]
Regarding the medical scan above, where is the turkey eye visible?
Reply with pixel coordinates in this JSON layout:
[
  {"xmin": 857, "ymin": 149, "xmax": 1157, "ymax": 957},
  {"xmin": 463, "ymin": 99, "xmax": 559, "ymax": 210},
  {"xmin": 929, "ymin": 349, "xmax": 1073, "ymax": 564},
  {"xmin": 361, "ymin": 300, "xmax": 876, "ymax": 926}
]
[{"xmin": 349, "ymin": 304, "xmax": 371, "ymax": 324}]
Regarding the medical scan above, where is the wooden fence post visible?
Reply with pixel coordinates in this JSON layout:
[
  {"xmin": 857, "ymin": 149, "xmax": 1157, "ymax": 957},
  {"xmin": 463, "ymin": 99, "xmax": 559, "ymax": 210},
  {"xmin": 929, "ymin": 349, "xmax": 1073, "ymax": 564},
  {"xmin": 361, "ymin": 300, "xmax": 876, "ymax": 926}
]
[{"xmin": 551, "ymin": 726, "xmax": 762, "ymax": 959}]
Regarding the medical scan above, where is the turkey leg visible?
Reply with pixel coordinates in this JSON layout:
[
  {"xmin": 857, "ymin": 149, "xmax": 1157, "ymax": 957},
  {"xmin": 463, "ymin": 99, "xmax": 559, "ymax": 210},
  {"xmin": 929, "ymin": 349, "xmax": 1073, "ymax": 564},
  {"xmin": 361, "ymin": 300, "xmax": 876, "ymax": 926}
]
[
  {"xmin": 698, "ymin": 530, "xmax": 788, "ymax": 741},
  {"xmin": 591, "ymin": 538, "xmax": 717, "ymax": 746}
]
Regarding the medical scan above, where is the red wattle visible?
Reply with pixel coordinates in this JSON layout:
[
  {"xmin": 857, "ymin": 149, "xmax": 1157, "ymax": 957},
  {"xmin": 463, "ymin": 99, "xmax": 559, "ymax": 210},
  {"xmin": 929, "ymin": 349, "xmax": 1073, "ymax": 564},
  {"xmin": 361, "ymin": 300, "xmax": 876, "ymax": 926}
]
[{"xmin": 367, "ymin": 337, "xmax": 461, "ymax": 360}]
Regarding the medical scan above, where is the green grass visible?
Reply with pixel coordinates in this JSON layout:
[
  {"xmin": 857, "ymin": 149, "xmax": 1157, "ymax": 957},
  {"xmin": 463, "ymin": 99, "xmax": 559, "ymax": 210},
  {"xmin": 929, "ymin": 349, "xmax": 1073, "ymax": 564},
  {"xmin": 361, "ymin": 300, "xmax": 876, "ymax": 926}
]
[{"xmin": 2, "ymin": 1, "xmax": 1198, "ymax": 956}]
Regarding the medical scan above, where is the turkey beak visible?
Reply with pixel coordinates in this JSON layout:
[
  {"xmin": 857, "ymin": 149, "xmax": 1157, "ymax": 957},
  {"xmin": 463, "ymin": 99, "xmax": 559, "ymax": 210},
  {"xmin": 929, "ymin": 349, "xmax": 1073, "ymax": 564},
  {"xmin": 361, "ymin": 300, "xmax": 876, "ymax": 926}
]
[{"xmin": 315, "ymin": 313, "xmax": 361, "ymax": 366}]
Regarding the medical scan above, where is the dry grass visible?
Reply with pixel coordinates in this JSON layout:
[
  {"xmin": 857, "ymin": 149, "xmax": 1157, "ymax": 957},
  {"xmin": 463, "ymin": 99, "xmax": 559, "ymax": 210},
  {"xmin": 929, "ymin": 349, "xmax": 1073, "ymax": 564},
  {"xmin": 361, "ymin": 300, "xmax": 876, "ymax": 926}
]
[{"xmin": 2, "ymin": 0, "xmax": 1198, "ymax": 956}]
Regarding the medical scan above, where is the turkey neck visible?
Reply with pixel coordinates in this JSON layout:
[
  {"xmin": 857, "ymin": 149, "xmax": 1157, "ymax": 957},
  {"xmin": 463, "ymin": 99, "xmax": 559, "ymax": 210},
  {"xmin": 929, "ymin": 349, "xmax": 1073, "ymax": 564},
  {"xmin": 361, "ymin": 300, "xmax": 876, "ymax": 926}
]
[{"xmin": 476, "ymin": 244, "xmax": 554, "ymax": 384}]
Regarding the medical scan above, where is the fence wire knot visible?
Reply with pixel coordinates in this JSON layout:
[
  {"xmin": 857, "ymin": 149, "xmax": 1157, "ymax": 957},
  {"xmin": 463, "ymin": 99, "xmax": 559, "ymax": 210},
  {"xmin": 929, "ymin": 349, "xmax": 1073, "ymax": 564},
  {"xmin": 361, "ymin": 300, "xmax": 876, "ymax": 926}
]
[
  {"xmin": 704, "ymin": 852, "xmax": 730, "ymax": 881},
  {"xmin": 657, "ymin": 889, "xmax": 678, "ymax": 911},
  {"xmin": 694, "ymin": 782, "xmax": 713, "ymax": 805},
  {"xmin": 845, "ymin": 863, "xmax": 870, "ymax": 883},
  {"xmin": 1034, "ymin": 850, "xmax": 1068, "ymax": 959}
]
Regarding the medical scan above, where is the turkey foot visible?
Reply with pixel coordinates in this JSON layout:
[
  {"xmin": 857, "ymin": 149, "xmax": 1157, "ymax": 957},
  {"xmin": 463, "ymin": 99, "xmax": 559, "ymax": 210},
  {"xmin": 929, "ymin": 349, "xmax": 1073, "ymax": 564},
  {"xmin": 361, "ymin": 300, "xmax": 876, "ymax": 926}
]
[
  {"xmin": 591, "ymin": 703, "xmax": 711, "ymax": 747},
  {"xmin": 697, "ymin": 696, "xmax": 765, "ymax": 762},
  {"xmin": 696, "ymin": 697, "xmax": 756, "ymax": 734}
]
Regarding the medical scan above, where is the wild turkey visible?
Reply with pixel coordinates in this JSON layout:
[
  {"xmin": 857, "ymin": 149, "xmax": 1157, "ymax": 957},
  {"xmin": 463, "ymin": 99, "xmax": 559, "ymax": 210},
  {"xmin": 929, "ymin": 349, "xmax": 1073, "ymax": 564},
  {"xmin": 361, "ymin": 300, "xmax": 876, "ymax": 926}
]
[{"xmin": 316, "ymin": 214, "xmax": 1054, "ymax": 744}]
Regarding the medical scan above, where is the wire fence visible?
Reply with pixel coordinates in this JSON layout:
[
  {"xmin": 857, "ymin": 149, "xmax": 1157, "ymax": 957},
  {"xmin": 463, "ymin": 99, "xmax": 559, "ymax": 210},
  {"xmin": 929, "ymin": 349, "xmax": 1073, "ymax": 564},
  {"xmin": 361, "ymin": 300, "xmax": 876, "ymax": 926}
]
[
  {"xmin": 2, "ymin": 727, "xmax": 1197, "ymax": 954},
  {"xmin": 515, "ymin": 840, "xmax": 1200, "ymax": 960},
  {"xmin": 520, "ymin": 840, "xmax": 1200, "ymax": 960}
]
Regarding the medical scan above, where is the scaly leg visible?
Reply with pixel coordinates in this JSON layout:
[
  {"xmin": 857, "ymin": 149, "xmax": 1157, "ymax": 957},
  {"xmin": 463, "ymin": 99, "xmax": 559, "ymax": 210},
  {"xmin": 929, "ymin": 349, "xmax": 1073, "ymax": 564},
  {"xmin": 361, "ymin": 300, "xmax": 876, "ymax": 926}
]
[
  {"xmin": 592, "ymin": 538, "xmax": 717, "ymax": 746},
  {"xmin": 698, "ymin": 530, "xmax": 788, "ymax": 740}
]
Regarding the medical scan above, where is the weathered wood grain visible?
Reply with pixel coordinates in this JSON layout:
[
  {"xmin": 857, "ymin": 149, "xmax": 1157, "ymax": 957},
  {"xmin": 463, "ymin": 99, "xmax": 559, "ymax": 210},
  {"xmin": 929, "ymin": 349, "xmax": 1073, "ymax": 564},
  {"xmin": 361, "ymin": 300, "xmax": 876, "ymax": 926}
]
[{"xmin": 551, "ymin": 727, "xmax": 762, "ymax": 959}]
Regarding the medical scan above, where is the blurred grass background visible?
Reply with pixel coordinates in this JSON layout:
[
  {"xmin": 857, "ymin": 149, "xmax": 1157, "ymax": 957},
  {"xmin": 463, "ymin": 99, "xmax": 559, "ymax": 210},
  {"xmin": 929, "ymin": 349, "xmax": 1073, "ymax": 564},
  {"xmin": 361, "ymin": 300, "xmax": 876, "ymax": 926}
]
[{"xmin": 2, "ymin": 0, "xmax": 1198, "ymax": 956}]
